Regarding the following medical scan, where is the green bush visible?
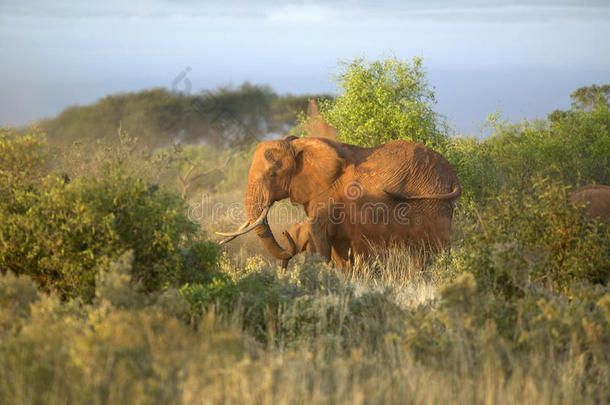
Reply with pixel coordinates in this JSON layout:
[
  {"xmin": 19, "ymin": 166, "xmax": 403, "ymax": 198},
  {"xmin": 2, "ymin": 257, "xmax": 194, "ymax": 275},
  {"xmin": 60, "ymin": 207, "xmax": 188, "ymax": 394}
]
[
  {"xmin": 0, "ymin": 271, "xmax": 40, "ymax": 333},
  {"xmin": 0, "ymin": 127, "xmax": 47, "ymax": 198},
  {"xmin": 318, "ymin": 56, "xmax": 448, "ymax": 149},
  {"xmin": 0, "ymin": 129, "xmax": 220, "ymax": 300},
  {"xmin": 401, "ymin": 271, "xmax": 609, "ymax": 396},
  {"xmin": 445, "ymin": 136, "xmax": 501, "ymax": 210},
  {"xmin": 179, "ymin": 256, "xmax": 404, "ymax": 347},
  {"xmin": 452, "ymin": 177, "xmax": 609, "ymax": 297},
  {"xmin": 1, "ymin": 244, "xmax": 608, "ymax": 404},
  {"xmin": 448, "ymin": 105, "xmax": 610, "ymax": 207},
  {"xmin": 547, "ymin": 106, "xmax": 610, "ymax": 185}
]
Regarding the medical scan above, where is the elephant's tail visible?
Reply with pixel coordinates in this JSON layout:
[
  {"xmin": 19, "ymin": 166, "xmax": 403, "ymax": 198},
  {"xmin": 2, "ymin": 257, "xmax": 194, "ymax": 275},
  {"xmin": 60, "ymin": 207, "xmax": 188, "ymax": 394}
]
[{"xmin": 385, "ymin": 184, "xmax": 461, "ymax": 201}]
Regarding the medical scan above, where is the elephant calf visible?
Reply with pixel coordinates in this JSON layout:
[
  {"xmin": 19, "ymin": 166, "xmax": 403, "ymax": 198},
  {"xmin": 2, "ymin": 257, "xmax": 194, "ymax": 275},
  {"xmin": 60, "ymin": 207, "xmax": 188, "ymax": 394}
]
[
  {"xmin": 280, "ymin": 222, "xmax": 312, "ymax": 268},
  {"xmin": 281, "ymin": 221, "xmax": 354, "ymax": 269}
]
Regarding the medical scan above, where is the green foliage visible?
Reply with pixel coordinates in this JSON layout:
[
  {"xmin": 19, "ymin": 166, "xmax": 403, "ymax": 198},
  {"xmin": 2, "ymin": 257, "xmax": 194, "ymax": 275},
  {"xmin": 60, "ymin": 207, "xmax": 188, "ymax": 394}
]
[
  {"xmin": 448, "ymin": 105, "xmax": 610, "ymax": 207},
  {"xmin": 453, "ymin": 177, "xmax": 609, "ymax": 297},
  {"xmin": 0, "ymin": 271, "xmax": 40, "ymax": 332},
  {"xmin": 1, "ymin": 253, "xmax": 607, "ymax": 404},
  {"xmin": 39, "ymin": 88, "xmax": 191, "ymax": 150},
  {"xmin": 179, "ymin": 256, "xmax": 404, "ymax": 347},
  {"xmin": 547, "ymin": 106, "xmax": 610, "ymax": 184},
  {"xmin": 0, "ymin": 129, "xmax": 220, "ymax": 300},
  {"xmin": 0, "ymin": 265, "xmax": 252, "ymax": 405},
  {"xmin": 402, "ymin": 271, "xmax": 609, "ymax": 395},
  {"xmin": 444, "ymin": 136, "xmax": 500, "ymax": 209},
  {"xmin": 549, "ymin": 84, "xmax": 609, "ymax": 123},
  {"xmin": 570, "ymin": 84, "xmax": 610, "ymax": 111},
  {"xmin": 319, "ymin": 56, "xmax": 447, "ymax": 148},
  {"xmin": 0, "ymin": 127, "xmax": 47, "ymax": 195}
]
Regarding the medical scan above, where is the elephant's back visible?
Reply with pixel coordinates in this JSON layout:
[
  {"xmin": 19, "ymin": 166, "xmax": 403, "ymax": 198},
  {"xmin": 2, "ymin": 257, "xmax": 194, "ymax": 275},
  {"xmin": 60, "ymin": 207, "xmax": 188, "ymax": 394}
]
[
  {"xmin": 570, "ymin": 184, "xmax": 610, "ymax": 219},
  {"xmin": 572, "ymin": 184, "xmax": 610, "ymax": 194},
  {"xmin": 356, "ymin": 140, "xmax": 459, "ymax": 198}
]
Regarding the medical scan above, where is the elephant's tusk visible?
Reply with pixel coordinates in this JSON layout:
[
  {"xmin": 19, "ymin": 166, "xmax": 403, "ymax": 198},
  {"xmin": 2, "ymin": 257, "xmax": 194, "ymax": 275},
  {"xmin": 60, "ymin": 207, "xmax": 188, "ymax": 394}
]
[
  {"xmin": 282, "ymin": 230, "xmax": 297, "ymax": 256},
  {"xmin": 219, "ymin": 236, "xmax": 236, "ymax": 245},
  {"xmin": 218, "ymin": 220, "xmax": 250, "ymax": 244},
  {"xmin": 215, "ymin": 206, "xmax": 270, "ymax": 238}
]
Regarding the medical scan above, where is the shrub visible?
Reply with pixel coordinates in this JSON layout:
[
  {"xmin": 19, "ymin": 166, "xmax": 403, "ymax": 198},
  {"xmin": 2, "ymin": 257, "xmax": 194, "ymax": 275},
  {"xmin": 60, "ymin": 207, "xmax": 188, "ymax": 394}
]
[
  {"xmin": 547, "ymin": 106, "xmax": 610, "ymax": 185},
  {"xmin": 318, "ymin": 56, "xmax": 448, "ymax": 149},
  {"xmin": 0, "ymin": 264, "xmax": 252, "ymax": 405},
  {"xmin": 452, "ymin": 177, "xmax": 609, "ymax": 297},
  {"xmin": 0, "ymin": 271, "xmax": 40, "ymax": 333},
  {"xmin": 1, "ymin": 247, "xmax": 608, "ymax": 404},
  {"xmin": 444, "ymin": 136, "xmax": 501, "ymax": 210},
  {"xmin": 448, "ymin": 105, "xmax": 610, "ymax": 207},
  {"xmin": 401, "ymin": 270, "xmax": 609, "ymax": 395},
  {"xmin": 0, "ymin": 130, "xmax": 220, "ymax": 300},
  {"xmin": 0, "ymin": 127, "xmax": 47, "ymax": 199},
  {"xmin": 179, "ymin": 255, "xmax": 405, "ymax": 348}
]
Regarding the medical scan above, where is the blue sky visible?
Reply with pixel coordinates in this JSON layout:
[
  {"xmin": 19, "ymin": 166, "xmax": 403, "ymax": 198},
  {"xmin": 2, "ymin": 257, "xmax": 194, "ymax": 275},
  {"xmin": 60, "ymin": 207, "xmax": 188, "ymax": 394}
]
[{"xmin": 1, "ymin": 0, "xmax": 609, "ymax": 135}]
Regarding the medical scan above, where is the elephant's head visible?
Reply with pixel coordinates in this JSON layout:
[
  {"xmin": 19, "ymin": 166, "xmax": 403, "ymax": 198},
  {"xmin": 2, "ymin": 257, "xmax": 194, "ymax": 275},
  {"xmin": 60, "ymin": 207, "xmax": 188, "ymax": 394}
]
[{"xmin": 217, "ymin": 137, "xmax": 345, "ymax": 261}]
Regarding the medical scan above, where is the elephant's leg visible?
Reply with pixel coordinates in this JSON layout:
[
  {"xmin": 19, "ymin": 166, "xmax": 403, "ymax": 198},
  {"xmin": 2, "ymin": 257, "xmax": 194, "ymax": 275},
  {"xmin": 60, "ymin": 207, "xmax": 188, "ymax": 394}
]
[
  {"xmin": 330, "ymin": 238, "xmax": 352, "ymax": 271},
  {"xmin": 422, "ymin": 213, "xmax": 451, "ymax": 252},
  {"xmin": 308, "ymin": 219, "xmax": 331, "ymax": 262}
]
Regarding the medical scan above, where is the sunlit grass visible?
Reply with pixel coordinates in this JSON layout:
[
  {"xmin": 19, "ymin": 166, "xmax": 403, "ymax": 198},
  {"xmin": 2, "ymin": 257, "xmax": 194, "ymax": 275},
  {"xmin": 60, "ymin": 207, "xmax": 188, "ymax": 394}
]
[{"xmin": 1, "ymin": 249, "xmax": 605, "ymax": 405}]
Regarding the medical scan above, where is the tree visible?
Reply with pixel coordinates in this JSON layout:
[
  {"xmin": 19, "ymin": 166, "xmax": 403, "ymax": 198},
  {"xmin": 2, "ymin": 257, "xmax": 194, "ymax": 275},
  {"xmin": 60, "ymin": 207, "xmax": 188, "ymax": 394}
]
[
  {"xmin": 570, "ymin": 84, "xmax": 610, "ymax": 111},
  {"xmin": 318, "ymin": 56, "xmax": 447, "ymax": 148},
  {"xmin": 548, "ymin": 84, "xmax": 609, "ymax": 123}
]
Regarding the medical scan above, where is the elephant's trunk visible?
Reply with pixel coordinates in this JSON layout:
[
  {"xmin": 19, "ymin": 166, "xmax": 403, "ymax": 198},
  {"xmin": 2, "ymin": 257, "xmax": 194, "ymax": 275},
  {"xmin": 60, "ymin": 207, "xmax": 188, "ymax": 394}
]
[{"xmin": 245, "ymin": 180, "xmax": 292, "ymax": 261}]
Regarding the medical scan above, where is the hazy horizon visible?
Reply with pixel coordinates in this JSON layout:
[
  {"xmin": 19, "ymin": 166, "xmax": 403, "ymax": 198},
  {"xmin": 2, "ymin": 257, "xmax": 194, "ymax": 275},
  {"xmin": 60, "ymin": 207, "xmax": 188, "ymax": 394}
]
[{"xmin": 1, "ymin": 0, "xmax": 609, "ymax": 136}]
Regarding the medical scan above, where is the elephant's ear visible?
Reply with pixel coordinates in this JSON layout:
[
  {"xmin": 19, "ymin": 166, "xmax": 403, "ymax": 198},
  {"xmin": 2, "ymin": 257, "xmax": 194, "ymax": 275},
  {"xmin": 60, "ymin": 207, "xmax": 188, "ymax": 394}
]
[
  {"xmin": 289, "ymin": 138, "xmax": 346, "ymax": 205},
  {"xmin": 264, "ymin": 148, "xmax": 284, "ymax": 168}
]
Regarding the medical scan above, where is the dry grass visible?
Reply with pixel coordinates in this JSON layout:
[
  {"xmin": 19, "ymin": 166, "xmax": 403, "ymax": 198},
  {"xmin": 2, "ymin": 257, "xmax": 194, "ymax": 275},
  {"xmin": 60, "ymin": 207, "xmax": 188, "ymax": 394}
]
[{"xmin": 1, "ymin": 247, "xmax": 607, "ymax": 405}]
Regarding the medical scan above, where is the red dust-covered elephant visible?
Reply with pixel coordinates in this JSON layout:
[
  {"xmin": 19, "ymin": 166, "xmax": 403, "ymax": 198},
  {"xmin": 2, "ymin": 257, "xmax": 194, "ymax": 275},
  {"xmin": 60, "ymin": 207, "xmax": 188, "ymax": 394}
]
[{"xmin": 217, "ymin": 135, "xmax": 461, "ymax": 268}]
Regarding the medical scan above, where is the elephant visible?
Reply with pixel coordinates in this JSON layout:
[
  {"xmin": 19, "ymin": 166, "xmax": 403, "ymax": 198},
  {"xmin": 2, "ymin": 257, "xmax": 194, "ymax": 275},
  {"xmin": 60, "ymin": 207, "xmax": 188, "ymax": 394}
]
[
  {"xmin": 569, "ymin": 184, "xmax": 610, "ymax": 220},
  {"xmin": 281, "ymin": 220, "xmax": 356, "ymax": 269},
  {"xmin": 279, "ymin": 222, "xmax": 313, "ymax": 268},
  {"xmin": 217, "ymin": 136, "xmax": 461, "ymax": 268}
]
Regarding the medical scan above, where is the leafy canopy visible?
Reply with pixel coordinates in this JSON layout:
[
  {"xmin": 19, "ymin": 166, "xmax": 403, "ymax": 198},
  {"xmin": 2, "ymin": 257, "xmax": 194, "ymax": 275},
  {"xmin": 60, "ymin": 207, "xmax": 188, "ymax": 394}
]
[
  {"xmin": 319, "ymin": 56, "xmax": 447, "ymax": 148},
  {"xmin": 571, "ymin": 84, "xmax": 610, "ymax": 111}
]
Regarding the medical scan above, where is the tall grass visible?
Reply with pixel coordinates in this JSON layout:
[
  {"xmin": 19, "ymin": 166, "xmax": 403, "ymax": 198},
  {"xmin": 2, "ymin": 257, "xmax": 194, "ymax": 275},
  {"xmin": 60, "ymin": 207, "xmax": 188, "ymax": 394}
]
[{"xmin": 1, "ymin": 249, "xmax": 606, "ymax": 405}]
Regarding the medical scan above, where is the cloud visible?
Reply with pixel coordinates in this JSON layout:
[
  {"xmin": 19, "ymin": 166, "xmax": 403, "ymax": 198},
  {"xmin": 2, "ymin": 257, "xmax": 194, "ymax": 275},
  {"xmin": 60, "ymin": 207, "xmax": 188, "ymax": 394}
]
[
  {"xmin": 2, "ymin": 0, "xmax": 609, "ymax": 21},
  {"xmin": 266, "ymin": 4, "xmax": 330, "ymax": 23}
]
